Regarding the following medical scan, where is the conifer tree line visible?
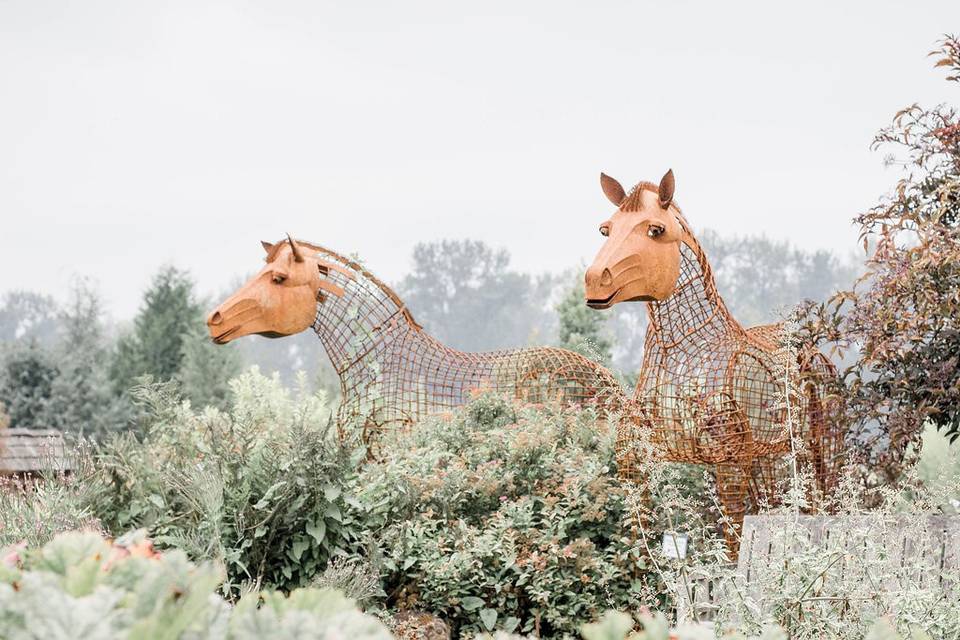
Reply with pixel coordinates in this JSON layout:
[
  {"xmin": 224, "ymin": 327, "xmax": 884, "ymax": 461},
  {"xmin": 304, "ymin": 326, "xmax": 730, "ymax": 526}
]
[
  {"xmin": 0, "ymin": 269, "xmax": 242, "ymax": 438},
  {"xmin": 0, "ymin": 232, "xmax": 857, "ymax": 439}
]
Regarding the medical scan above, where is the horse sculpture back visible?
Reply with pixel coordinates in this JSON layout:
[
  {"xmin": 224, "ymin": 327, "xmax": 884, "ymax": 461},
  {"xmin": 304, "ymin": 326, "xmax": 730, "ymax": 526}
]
[
  {"xmin": 208, "ymin": 237, "xmax": 625, "ymax": 442},
  {"xmin": 585, "ymin": 171, "xmax": 844, "ymax": 546}
]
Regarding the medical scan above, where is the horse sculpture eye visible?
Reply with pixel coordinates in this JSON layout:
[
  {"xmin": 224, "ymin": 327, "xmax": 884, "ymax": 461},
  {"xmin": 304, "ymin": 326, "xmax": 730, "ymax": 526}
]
[
  {"xmin": 648, "ymin": 225, "xmax": 664, "ymax": 238},
  {"xmin": 273, "ymin": 274, "xmax": 286, "ymax": 284},
  {"xmin": 599, "ymin": 225, "xmax": 609, "ymax": 237}
]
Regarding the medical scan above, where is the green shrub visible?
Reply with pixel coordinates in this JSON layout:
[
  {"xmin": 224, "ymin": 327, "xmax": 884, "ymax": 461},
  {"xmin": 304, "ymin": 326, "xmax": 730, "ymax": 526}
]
[
  {"xmin": 0, "ymin": 530, "xmax": 391, "ymax": 640},
  {"xmin": 356, "ymin": 394, "xmax": 661, "ymax": 637},
  {"xmin": 88, "ymin": 370, "xmax": 368, "ymax": 597}
]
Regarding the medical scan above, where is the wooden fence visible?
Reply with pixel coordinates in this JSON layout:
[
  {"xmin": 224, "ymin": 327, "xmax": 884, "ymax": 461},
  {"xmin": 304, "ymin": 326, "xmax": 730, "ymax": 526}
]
[{"xmin": 675, "ymin": 514, "xmax": 960, "ymax": 623}]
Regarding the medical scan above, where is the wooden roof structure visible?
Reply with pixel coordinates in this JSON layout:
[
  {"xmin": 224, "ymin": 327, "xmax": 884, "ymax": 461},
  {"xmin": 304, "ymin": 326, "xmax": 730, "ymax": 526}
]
[{"xmin": 0, "ymin": 428, "xmax": 73, "ymax": 476}]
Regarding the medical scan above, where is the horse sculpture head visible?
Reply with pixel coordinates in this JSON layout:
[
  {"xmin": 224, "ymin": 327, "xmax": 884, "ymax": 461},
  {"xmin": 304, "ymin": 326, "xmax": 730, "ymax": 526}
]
[
  {"xmin": 584, "ymin": 169, "xmax": 684, "ymax": 309},
  {"xmin": 207, "ymin": 236, "xmax": 348, "ymax": 344}
]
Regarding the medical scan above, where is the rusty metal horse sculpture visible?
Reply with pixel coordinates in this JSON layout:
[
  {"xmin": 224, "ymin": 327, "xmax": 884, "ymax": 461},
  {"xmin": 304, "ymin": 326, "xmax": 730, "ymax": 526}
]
[
  {"xmin": 585, "ymin": 171, "xmax": 844, "ymax": 546},
  {"xmin": 209, "ymin": 236, "xmax": 624, "ymax": 442}
]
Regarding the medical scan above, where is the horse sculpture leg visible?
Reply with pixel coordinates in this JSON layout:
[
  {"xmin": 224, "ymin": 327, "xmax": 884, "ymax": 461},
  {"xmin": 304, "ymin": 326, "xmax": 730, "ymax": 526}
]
[
  {"xmin": 748, "ymin": 456, "xmax": 787, "ymax": 511},
  {"xmin": 799, "ymin": 350, "xmax": 845, "ymax": 504},
  {"xmin": 715, "ymin": 463, "xmax": 749, "ymax": 553}
]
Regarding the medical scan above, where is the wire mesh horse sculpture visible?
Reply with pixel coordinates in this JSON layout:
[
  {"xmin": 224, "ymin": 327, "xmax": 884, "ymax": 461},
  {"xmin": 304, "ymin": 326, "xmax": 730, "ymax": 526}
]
[
  {"xmin": 585, "ymin": 171, "xmax": 844, "ymax": 547},
  {"xmin": 209, "ymin": 236, "xmax": 625, "ymax": 442}
]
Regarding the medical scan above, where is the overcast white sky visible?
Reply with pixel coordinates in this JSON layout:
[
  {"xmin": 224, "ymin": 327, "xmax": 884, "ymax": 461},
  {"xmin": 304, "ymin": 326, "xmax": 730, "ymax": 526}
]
[{"xmin": 1, "ymin": 1, "xmax": 958, "ymax": 319}]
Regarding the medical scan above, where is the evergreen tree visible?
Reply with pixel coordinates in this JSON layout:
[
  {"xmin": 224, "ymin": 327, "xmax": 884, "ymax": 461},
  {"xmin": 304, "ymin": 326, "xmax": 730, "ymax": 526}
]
[
  {"xmin": 178, "ymin": 323, "xmax": 242, "ymax": 410},
  {"xmin": 556, "ymin": 279, "xmax": 612, "ymax": 365},
  {"xmin": 0, "ymin": 340, "xmax": 58, "ymax": 429},
  {"xmin": 110, "ymin": 266, "xmax": 202, "ymax": 394},
  {"xmin": 48, "ymin": 279, "xmax": 127, "ymax": 437}
]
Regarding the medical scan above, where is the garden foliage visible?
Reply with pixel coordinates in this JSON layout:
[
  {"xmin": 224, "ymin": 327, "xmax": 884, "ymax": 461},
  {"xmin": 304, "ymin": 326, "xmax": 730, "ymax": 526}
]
[
  {"xmin": 636, "ymin": 458, "xmax": 960, "ymax": 639},
  {"xmin": 356, "ymin": 394, "xmax": 660, "ymax": 637},
  {"xmin": 2, "ymin": 367, "xmax": 960, "ymax": 638},
  {"xmin": 0, "ymin": 530, "xmax": 392, "ymax": 640},
  {"xmin": 0, "ymin": 459, "xmax": 102, "ymax": 549},
  {"xmin": 796, "ymin": 35, "xmax": 960, "ymax": 478},
  {"xmin": 89, "ymin": 370, "xmax": 366, "ymax": 597}
]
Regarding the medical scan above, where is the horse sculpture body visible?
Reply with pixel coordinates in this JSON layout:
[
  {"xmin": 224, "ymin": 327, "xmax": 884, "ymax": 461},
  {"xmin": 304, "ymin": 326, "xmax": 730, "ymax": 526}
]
[
  {"xmin": 585, "ymin": 171, "xmax": 843, "ymax": 546},
  {"xmin": 209, "ymin": 237, "xmax": 624, "ymax": 441}
]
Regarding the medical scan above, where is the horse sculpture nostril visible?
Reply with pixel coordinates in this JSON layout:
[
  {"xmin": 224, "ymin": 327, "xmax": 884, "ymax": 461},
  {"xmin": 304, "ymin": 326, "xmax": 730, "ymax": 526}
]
[
  {"xmin": 209, "ymin": 311, "xmax": 222, "ymax": 326},
  {"xmin": 601, "ymin": 269, "xmax": 613, "ymax": 287}
]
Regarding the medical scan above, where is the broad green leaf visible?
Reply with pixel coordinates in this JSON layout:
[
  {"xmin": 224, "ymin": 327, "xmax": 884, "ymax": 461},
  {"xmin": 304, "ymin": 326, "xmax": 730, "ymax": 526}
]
[
  {"xmin": 306, "ymin": 520, "xmax": 326, "ymax": 544},
  {"xmin": 324, "ymin": 504, "xmax": 343, "ymax": 523},
  {"xmin": 480, "ymin": 608, "xmax": 498, "ymax": 631},
  {"xmin": 288, "ymin": 539, "xmax": 309, "ymax": 562}
]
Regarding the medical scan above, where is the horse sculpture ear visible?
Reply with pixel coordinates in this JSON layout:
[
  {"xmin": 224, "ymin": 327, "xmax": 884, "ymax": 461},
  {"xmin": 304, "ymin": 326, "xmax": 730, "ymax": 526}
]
[
  {"xmin": 600, "ymin": 173, "xmax": 626, "ymax": 207},
  {"xmin": 261, "ymin": 240, "xmax": 275, "ymax": 254},
  {"xmin": 658, "ymin": 169, "xmax": 675, "ymax": 209},
  {"xmin": 286, "ymin": 233, "xmax": 305, "ymax": 263}
]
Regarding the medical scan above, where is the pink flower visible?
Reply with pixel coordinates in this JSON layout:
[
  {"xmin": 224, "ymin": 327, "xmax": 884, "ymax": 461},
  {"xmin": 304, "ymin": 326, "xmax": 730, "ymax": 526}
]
[{"xmin": 2, "ymin": 542, "xmax": 26, "ymax": 569}]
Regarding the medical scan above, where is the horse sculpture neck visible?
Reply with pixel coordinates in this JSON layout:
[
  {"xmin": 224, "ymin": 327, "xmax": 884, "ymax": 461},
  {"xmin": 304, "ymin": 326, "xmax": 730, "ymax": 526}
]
[
  {"xmin": 643, "ymin": 223, "xmax": 745, "ymax": 352},
  {"xmin": 304, "ymin": 243, "xmax": 420, "ymax": 376}
]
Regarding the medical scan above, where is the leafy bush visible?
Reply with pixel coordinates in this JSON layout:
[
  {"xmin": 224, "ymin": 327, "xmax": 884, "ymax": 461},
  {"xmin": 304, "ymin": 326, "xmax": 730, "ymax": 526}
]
[
  {"xmin": 0, "ymin": 530, "xmax": 391, "ymax": 640},
  {"xmin": 356, "ymin": 394, "xmax": 660, "ymax": 637},
  {"xmin": 796, "ymin": 35, "xmax": 960, "ymax": 479},
  {"xmin": 88, "ymin": 370, "xmax": 367, "ymax": 596}
]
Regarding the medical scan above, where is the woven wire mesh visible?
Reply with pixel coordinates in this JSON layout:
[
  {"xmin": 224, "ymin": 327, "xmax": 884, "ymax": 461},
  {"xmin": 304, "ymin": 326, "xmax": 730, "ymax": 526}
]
[
  {"xmin": 612, "ymin": 224, "xmax": 846, "ymax": 547},
  {"xmin": 304, "ymin": 243, "xmax": 625, "ymax": 443},
  {"xmin": 301, "ymin": 231, "xmax": 843, "ymax": 547}
]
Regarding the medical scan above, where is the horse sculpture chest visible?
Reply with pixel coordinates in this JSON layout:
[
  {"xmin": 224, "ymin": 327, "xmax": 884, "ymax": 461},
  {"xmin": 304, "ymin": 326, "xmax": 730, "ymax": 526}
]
[{"xmin": 633, "ymin": 241, "xmax": 792, "ymax": 464}]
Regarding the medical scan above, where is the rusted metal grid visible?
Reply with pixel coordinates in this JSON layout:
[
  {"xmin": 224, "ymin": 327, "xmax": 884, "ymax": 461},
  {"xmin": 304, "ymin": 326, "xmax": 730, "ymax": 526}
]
[
  {"xmin": 613, "ymin": 224, "xmax": 845, "ymax": 548},
  {"xmin": 302, "ymin": 242, "xmax": 625, "ymax": 443}
]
